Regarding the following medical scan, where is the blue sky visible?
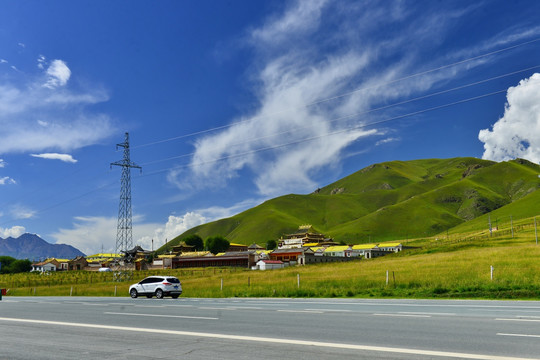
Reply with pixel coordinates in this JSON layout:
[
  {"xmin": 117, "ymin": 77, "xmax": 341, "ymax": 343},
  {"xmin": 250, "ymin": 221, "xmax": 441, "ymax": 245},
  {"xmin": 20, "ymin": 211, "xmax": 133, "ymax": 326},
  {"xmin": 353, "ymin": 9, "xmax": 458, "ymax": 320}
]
[{"xmin": 1, "ymin": 0, "xmax": 539, "ymax": 256}]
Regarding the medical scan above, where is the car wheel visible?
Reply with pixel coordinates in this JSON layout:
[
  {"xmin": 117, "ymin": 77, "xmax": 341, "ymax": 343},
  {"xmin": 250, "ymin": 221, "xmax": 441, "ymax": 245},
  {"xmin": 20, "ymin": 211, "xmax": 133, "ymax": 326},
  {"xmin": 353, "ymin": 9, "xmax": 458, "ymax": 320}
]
[
  {"xmin": 171, "ymin": 294, "xmax": 179, "ymax": 299},
  {"xmin": 130, "ymin": 289, "xmax": 138, "ymax": 298},
  {"xmin": 155, "ymin": 288, "xmax": 164, "ymax": 299}
]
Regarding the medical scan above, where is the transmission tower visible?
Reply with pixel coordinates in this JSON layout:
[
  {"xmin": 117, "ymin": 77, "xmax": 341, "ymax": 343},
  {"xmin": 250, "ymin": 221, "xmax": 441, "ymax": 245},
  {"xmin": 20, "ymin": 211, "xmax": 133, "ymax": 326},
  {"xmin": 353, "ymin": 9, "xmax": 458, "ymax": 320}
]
[{"xmin": 111, "ymin": 132, "xmax": 141, "ymax": 280}]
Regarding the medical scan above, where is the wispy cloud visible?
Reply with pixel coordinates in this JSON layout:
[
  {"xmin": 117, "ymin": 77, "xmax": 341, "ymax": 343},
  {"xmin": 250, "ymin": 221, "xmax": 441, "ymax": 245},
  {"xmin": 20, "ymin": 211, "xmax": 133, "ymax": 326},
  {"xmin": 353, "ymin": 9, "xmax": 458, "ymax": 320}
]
[
  {"xmin": 0, "ymin": 55, "xmax": 114, "ymax": 155},
  {"xmin": 0, "ymin": 176, "xmax": 16, "ymax": 185},
  {"xmin": 31, "ymin": 153, "xmax": 78, "ymax": 163},
  {"xmin": 10, "ymin": 204, "xmax": 36, "ymax": 219},
  {"xmin": 479, "ymin": 73, "xmax": 540, "ymax": 163},
  {"xmin": 171, "ymin": 0, "xmax": 488, "ymax": 197}
]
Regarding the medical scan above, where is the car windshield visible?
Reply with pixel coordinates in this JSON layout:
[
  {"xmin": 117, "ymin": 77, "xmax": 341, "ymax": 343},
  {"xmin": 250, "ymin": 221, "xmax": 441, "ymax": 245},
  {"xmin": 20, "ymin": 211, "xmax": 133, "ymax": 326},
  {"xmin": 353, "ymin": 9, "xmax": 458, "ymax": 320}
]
[{"xmin": 167, "ymin": 278, "xmax": 180, "ymax": 283}]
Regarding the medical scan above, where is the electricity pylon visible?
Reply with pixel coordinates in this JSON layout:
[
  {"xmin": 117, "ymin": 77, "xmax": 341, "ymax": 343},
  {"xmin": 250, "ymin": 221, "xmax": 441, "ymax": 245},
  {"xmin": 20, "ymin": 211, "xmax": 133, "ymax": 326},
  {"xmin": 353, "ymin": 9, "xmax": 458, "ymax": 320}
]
[{"xmin": 111, "ymin": 132, "xmax": 141, "ymax": 281}]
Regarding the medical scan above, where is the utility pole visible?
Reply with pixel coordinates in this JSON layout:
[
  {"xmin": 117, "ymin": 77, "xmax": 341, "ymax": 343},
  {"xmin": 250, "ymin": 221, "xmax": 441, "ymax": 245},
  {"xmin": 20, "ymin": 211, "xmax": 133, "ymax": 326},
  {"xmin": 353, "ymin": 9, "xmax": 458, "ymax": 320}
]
[{"xmin": 111, "ymin": 132, "xmax": 141, "ymax": 281}]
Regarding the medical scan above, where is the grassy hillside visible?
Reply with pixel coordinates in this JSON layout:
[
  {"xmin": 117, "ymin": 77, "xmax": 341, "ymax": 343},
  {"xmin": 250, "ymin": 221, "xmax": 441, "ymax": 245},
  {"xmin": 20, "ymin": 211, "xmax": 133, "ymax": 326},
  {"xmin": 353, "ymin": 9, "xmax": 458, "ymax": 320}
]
[{"xmin": 161, "ymin": 157, "xmax": 540, "ymax": 252}]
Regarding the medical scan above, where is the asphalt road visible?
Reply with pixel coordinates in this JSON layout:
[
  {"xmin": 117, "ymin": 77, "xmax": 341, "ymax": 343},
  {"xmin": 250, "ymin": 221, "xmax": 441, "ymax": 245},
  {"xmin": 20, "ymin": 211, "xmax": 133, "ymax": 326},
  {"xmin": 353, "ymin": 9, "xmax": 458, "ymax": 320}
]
[{"xmin": 1, "ymin": 296, "xmax": 540, "ymax": 359}]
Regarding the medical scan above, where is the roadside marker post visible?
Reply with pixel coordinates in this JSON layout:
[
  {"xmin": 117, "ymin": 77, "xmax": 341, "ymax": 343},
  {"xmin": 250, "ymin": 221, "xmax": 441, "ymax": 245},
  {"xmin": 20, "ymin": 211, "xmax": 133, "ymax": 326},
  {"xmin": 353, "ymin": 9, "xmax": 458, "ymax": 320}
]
[{"xmin": 0, "ymin": 288, "xmax": 6, "ymax": 300}]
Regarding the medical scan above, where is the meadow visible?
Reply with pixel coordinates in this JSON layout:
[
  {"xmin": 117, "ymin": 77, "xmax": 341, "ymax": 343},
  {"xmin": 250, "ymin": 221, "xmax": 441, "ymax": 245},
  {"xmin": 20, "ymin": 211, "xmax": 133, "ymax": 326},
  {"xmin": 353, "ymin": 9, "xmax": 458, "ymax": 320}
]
[{"xmin": 1, "ymin": 216, "xmax": 539, "ymax": 299}]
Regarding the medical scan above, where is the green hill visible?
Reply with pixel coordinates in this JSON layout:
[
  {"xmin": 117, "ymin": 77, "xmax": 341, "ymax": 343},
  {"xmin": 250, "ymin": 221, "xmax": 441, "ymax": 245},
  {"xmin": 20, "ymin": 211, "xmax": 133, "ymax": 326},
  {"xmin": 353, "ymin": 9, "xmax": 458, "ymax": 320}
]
[{"xmin": 161, "ymin": 157, "xmax": 540, "ymax": 252}]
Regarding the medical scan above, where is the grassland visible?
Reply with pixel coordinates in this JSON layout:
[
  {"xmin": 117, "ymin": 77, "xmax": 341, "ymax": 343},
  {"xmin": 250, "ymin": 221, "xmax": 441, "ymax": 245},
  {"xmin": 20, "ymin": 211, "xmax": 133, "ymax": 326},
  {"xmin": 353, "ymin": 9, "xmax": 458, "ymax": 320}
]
[
  {"xmin": 2, "ymin": 216, "xmax": 539, "ymax": 299},
  {"xmin": 162, "ymin": 157, "xmax": 540, "ymax": 251}
]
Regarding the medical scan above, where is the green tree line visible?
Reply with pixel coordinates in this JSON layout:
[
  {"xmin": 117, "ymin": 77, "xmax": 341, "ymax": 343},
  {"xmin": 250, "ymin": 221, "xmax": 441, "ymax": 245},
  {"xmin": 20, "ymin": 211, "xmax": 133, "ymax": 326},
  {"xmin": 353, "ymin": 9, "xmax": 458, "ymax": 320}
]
[{"xmin": 0, "ymin": 256, "xmax": 32, "ymax": 274}]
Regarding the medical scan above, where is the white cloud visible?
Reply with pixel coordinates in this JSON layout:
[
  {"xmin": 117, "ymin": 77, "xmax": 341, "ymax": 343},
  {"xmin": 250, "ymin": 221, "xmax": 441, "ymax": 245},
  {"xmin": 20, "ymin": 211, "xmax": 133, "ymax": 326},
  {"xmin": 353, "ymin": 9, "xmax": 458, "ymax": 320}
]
[
  {"xmin": 52, "ymin": 216, "xmax": 117, "ymax": 256},
  {"xmin": 136, "ymin": 212, "xmax": 208, "ymax": 250},
  {"xmin": 0, "ymin": 159, "xmax": 6, "ymax": 168},
  {"xmin": 0, "ymin": 59, "xmax": 7, "ymax": 64},
  {"xmin": 10, "ymin": 205, "xmax": 36, "ymax": 219},
  {"xmin": 0, "ymin": 226, "xmax": 26, "ymax": 238},
  {"xmin": 0, "ymin": 176, "xmax": 16, "ymax": 185},
  {"xmin": 52, "ymin": 212, "xmax": 209, "ymax": 255},
  {"xmin": 0, "ymin": 55, "xmax": 113, "ymax": 154},
  {"xmin": 31, "ymin": 153, "xmax": 78, "ymax": 163},
  {"xmin": 172, "ymin": 1, "xmax": 471, "ymax": 197},
  {"xmin": 250, "ymin": 0, "xmax": 328, "ymax": 46},
  {"xmin": 44, "ymin": 59, "xmax": 71, "ymax": 89},
  {"xmin": 479, "ymin": 73, "xmax": 540, "ymax": 163},
  {"xmin": 37, "ymin": 55, "xmax": 46, "ymax": 69},
  {"xmin": 376, "ymin": 137, "xmax": 400, "ymax": 146}
]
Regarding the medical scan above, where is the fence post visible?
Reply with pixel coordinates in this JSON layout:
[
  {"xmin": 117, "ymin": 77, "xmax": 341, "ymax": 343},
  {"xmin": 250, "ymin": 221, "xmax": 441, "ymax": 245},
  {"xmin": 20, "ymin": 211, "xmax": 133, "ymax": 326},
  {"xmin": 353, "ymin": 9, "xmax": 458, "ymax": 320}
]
[
  {"xmin": 297, "ymin": 274, "xmax": 300, "ymax": 288},
  {"xmin": 490, "ymin": 266, "xmax": 494, "ymax": 281},
  {"xmin": 114, "ymin": 286, "xmax": 117, "ymax": 297},
  {"xmin": 248, "ymin": 277, "xmax": 250, "ymax": 287},
  {"xmin": 221, "ymin": 278, "xmax": 223, "ymax": 291},
  {"xmin": 386, "ymin": 270, "xmax": 389, "ymax": 286},
  {"xmin": 535, "ymin": 217, "xmax": 538, "ymax": 245},
  {"xmin": 511, "ymin": 215, "xmax": 514, "ymax": 238},
  {"xmin": 70, "ymin": 286, "xmax": 73, "ymax": 296}
]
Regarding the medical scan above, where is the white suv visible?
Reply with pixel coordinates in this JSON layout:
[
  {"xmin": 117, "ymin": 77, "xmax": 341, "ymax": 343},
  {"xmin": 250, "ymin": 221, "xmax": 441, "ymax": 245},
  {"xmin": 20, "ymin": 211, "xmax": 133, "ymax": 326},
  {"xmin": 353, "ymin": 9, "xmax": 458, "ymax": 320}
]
[{"xmin": 129, "ymin": 276, "xmax": 182, "ymax": 299}]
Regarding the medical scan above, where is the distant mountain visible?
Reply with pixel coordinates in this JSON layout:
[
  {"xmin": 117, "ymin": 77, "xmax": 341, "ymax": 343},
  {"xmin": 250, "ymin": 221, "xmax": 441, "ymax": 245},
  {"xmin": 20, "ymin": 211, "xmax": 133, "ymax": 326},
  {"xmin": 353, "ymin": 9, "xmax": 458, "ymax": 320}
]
[
  {"xmin": 0, "ymin": 233, "xmax": 85, "ymax": 260},
  {"xmin": 161, "ymin": 157, "xmax": 540, "ymax": 250}
]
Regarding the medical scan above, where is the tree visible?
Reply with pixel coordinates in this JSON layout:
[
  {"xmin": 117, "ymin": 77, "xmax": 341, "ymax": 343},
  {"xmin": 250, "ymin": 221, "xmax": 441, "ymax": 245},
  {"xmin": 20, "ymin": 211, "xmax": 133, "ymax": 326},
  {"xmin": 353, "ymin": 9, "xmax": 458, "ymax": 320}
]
[
  {"xmin": 0, "ymin": 256, "xmax": 16, "ymax": 274},
  {"xmin": 266, "ymin": 239, "xmax": 277, "ymax": 250},
  {"xmin": 10, "ymin": 259, "xmax": 32, "ymax": 273},
  {"xmin": 183, "ymin": 234, "xmax": 204, "ymax": 251},
  {"xmin": 205, "ymin": 236, "xmax": 230, "ymax": 255},
  {"xmin": 0, "ymin": 256, "xmax": 31, "ymax": 274}
]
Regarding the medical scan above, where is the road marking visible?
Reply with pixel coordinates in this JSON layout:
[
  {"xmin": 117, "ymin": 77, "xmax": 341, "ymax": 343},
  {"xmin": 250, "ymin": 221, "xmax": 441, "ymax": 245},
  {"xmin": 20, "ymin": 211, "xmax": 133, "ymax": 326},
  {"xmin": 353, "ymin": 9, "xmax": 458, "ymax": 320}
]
[
  {"xmin": 226, "ymin": 306, "xmax": 263, "ymax": 310},
  {"xmin": 304, "ymin": 308, "xmax": 352, "ymax": 312},
  {"xmin": 198, "ymin": 306, "xmax": 235, "ymax": 311},
  {"xmin": 399, "ymin": 312, "xmax": 456, "ymax": 316},
  {"xmin": 277, "ymin": 310, "xmax": 324, "ymax": 314},
  {"xmin": 496, "ymin": 318, "xmax": 540, "ymax": 322},
  {"xmin": 373, "ymin": 313, "xmax": 431, "ymax": 318},
  {"xmin": 104, "ymin": 312, "xmax": 218, "ymax": 320},
  {"xmin": 0, "ymin": 316, "xmax": 533, "ymax": 360},
  {"xmin": 497, "ymin": 333, "xmax": 540, "ymax": 338}
]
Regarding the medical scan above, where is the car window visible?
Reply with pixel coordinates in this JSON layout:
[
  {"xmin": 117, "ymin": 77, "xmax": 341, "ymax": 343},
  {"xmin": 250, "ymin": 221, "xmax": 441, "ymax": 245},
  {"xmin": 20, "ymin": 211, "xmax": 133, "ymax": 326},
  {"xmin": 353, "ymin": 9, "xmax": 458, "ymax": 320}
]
[
  {"xmin": 167, "ymin": 278, "xmax": 180, "ymax": 283},
  {"xmin": 141, "ymin": 277, "xmax": 157, "ymax": 284}
]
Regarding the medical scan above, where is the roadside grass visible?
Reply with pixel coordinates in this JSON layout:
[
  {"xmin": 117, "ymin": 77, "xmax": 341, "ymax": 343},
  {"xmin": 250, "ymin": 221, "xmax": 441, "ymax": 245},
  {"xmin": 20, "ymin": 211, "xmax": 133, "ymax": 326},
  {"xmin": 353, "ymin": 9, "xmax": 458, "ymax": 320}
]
[{"xmin": 1, "ymin": 222, "xmax": 539, "ymax": 299}]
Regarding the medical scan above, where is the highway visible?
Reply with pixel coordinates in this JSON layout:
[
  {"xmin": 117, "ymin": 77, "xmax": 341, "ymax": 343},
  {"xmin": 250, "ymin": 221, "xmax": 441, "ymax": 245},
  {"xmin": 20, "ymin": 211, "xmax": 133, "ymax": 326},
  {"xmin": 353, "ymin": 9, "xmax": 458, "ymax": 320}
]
[{"xmin": 1, "ymin": 297, "xmax": 540, "ymax": 359}]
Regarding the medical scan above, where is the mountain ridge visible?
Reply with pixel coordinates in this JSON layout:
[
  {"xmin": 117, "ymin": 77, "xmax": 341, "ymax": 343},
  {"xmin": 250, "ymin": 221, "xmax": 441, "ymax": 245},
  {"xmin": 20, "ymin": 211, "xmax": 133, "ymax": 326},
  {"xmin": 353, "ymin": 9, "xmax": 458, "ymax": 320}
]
[{"xmin": 0, "ymin": 233, "xmax": 85, "ymax": 260}]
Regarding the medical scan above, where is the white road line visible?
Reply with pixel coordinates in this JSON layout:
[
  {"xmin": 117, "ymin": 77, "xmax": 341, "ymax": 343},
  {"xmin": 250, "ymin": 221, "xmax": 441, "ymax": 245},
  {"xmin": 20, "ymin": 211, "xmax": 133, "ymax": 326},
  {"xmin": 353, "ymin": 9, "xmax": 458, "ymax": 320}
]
[
  {"xmin": 304, "ymin": 308, "xmax": 352, "ymax": 312},
  {"xmin": 373, "ymin": 313, "xmax": 431, "ymax": 318},
  {"xmin": 198, "ymin": 307, "xmax": 235, "ymax": 310},
  {"xmin": 226, "ymin": 306, "xmax": 263, "ymax": 310},
  {"xmin": 496, "ymin": 318, "xmax": 540, "ymax": 322},
  {"xmin": 399, "ymin": 312, "xmax": 456, "ymax": 316},
  {"xmin": 498, "ymin": 333, "xmax": 540, "ymax": 338},
  {"xmin": 134, "ymin": 305, "xmax": 165, "ymax": 308},
  {"xmin": 277, "ymin": 310, "xmax": 324, "ymax": 314},
  {"xmin": 164, "ymin": 304, "xmax": 194, "ymax": 308},
  {"xmin": 104, "ymin": 312, "xmax": 218, "ymax": 320},
  {"xmin": 0, "ymin": 317, "xmax": 533, "ymax": 360}
]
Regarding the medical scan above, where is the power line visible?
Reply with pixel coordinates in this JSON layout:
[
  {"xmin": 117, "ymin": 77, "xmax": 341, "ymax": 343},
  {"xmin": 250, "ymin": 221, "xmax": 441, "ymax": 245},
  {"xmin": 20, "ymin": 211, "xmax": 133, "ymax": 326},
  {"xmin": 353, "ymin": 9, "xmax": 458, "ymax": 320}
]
[
  {"xmin": 133, "ymin": 37, "xmax": 540, "ymax": 150},
  {"xmin": 139, "ymin": 64, "xmax": 540, "ymax": 168},
  {"xmin": 140, "ymin": 87, "xmax": 510, "ymax": 177}
]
